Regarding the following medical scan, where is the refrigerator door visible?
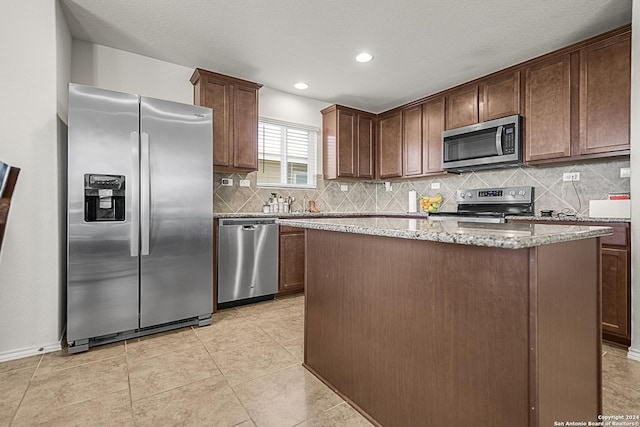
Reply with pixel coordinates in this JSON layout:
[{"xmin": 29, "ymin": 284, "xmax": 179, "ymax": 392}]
[
  {"xmin": 139, "ymin": 96, "xmax": 213, "ymax": 328},
  {"xmin": 67, "ymin": 84, "xmax": 140, "ymax": 343}
]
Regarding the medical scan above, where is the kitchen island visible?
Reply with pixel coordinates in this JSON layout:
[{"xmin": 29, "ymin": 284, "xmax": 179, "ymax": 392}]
[{"xmin": 277, "ymin": 217, "xmax": 612, "ymax": 427}]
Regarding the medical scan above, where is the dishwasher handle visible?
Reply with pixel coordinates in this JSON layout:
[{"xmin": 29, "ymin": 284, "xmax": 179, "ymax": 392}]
[{"xmin": 242, "ymin": 225, "xmax": 256, "ymax": 231}]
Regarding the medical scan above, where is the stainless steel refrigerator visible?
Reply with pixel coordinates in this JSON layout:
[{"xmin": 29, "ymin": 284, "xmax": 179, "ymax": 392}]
[{"xmin": 67, "ymin": 83, "xmax": 213, "ymax": 353}]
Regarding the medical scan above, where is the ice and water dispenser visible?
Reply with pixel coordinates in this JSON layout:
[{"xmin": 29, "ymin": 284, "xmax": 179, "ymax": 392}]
[{"xmin": 84, "ymin": 174, "xmax": 125, "ymax": 222}]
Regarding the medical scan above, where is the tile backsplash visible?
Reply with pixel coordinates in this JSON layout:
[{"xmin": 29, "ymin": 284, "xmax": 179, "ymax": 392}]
[{"xmin": 214, "ymin": 157, "xmax": 630, "ymax": 216}]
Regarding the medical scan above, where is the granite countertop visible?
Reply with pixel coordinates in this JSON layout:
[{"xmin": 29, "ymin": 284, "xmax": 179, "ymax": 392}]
[
  {"xmin": 276, "ymin": 217, "xmax": 613, "ymax": 249},
  {"xmin": 213, "ymin": 211, "xmax": 430, "ymax": 219},
  {"xmin": 506, "ymin": 215, "xmax": 631, "ymax": 223}
]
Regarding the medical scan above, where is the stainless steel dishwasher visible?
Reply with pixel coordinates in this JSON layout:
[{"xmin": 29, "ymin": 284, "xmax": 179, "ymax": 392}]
[{"xmin": 217, "ymin": 218, "xmax": 279, "ymax": 308}]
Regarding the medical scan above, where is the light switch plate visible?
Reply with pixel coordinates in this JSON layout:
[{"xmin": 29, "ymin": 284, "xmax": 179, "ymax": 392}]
[
  {"xmin": 562, "ymin": 172, "xmax": 580, "ymax": 182},
  {"xmin": 239, "ymin": 179, "xmax": 250, "ymax": 187},
  {"xmin": 431, "ymin": 182, "xmax": 441, "ymax": 190},
  {"xmin": 620, "ymin": 167, "xmax": 631, "ymax": 178},
  {"xmin": 340, "ymin": 184, "xmax": 348, "ymax": 192},
  {"xmin": 221, "ymin": 178, "xmax": 233, "ymax": 186}
]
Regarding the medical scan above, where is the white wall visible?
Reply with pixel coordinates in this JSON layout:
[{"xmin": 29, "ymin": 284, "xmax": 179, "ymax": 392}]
[
  {"xmin": 0, "ymin": 1, "xmax": 67, "ymax": 360},
  {"xmin": 629, "ymin": 0, "xmax": 640, "ymax": 361},
  {"xmin": 71, "ymin": 40, "xmax": 194, "ymax": 104},
  {"xmin": 259, "ymin": 87, "xmax": 330, "ymax": 129}
]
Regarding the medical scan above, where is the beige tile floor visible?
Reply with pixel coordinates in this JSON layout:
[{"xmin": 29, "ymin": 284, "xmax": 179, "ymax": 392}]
[{"xmin": 0, "ymin": 293, "xmax": 638, "ymax": 426}]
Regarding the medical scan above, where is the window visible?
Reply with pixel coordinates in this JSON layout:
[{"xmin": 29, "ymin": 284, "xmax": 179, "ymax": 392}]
[{"xmin": 257, "ymin": 118, "xmax": 318, "ymax": 188}]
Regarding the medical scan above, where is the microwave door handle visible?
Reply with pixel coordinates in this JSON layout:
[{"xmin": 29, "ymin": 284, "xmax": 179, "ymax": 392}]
[{"xmin": 495, "ymin": 126, "xmax": 504, "ymax": 156}]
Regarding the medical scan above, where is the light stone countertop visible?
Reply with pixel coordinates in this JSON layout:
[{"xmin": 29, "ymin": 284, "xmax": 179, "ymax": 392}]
[
  {"xmin": 506, "ymin": 215, "xmax": 631, "ymax": 223},
  {"xmin": 213, "ymin": 211, "xmax": 429, "ymax": 219},
  {"xmin": 276, "ymin": 217, "xmax": 613, "ymax": 249}
]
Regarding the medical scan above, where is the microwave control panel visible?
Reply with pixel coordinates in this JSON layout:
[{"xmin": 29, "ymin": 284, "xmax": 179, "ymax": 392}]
[{"xmin": 503, "ymin": 125, "xmax": 516, "ymax": 155}]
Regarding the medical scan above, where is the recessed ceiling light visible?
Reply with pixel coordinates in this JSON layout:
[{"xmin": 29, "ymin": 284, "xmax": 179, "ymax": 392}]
[
  {"xmin": 294, "ymin": 82, "xmax": 309, "ymax": 90},
  {"xmin": 355, "ymin": 52, "xmax": 373, "ymax": 63}
]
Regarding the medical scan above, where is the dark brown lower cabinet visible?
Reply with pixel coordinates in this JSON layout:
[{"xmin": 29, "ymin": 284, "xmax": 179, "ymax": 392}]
[
  {"xmin": 510, "ymin": 219, "xmax": 631, "ymax": 347},
  {"xmin": 278, "ymin": 226, "xmax": 305, "ymax": 296}
]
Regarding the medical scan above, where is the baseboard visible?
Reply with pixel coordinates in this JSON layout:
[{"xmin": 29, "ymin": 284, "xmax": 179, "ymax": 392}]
[
  {"xmin": 627, "ymin": 347, "xmax": 640, "ymax": 362},
  {"xmin": 0, "ymin": 341, "xmax": 62, "ymax": 363}
]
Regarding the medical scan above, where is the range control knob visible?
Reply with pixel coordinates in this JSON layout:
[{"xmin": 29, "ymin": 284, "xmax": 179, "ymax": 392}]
[
  {"xmin": 459, "ymin": 192, "xmax": 465, "ymax": 199},
  {"xmin": 466, "ymin": 192, "xmax": 472, "ymax": 198},
  {"xmin": 509, "ymin": 191, "xmax": 516, "ymax": 197},
  {"xmin": 518, "ymin": 190, "xmax": 526, "ymax": 196}
]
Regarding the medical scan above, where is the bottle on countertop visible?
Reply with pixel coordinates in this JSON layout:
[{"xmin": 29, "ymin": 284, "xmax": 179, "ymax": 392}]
[{"xmin": 278, "ymin": 196, "xmax": 284, "ymax": 213}]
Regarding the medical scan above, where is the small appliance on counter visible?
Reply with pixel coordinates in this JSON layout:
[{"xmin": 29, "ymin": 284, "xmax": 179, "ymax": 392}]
[{"xmin": 427, "ymin": 186, "xmax": 534, "ymax": 223}]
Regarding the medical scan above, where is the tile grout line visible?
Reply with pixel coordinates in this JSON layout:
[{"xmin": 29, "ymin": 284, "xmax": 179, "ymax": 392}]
[
  {"xmin": 123, "ymin": 340, "xmax": 135, "ymax": 422},
  {"xmin": 8, "ymin": 353, "xmax": 44, "ymax": 425}
]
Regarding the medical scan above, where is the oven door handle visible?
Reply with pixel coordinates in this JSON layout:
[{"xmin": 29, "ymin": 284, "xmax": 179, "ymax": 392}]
[{"xmin": 495, "ymin": 126, "xmax": 504, "ymax": 156}]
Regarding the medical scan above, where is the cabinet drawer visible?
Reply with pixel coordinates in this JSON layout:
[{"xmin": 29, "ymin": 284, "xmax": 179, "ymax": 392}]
[
  {"xmin": 599, "ymin": 224, "xmax": 628, "ymax": 247},
  {"xmin": 280, "ymin": 225, "xmax": 304, "ymax": 234}
]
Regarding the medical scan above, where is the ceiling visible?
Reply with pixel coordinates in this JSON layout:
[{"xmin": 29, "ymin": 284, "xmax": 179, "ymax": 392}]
[{"xmin": 60, "ymin": 0, "xmax": 632, "ymax": 113}]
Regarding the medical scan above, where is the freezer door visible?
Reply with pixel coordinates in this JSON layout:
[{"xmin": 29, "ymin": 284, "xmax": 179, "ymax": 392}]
[
  {"xmin": 139, "ymin": 96, "xmax": 213, "ymax": 328},
  {"xmin": 67, "ymin": 84, "xmax": 140, "ymax": 343}
]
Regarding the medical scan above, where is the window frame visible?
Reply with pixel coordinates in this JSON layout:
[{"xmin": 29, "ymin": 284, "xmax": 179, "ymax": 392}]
[{"xmin": 256, "ymin": 117, "xmax": 319, "ymax": 189}]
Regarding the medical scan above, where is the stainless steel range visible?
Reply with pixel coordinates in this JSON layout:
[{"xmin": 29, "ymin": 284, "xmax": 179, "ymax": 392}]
[{"xmin": 427, "ymin": 186, "xmax": 534, "ymax": 223}]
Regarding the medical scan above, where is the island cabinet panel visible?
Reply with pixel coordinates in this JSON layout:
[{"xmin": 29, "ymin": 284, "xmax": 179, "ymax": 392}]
[
  {"xmin": 480, "ymin": 70, "xmax": 521, "ymax": 122},
  {"xmin": 402, "ymin": 105, "xmax": 423, "ymax": 177},
  {"xmin": 303, "ymin": 229, "xmax": 601, "ymax": 427},
  {"xmin": 321, "ymin": 105, "xmax": 375, "ymax": 180},
  {"xmin": 510, "ymin": 219, "xmax": 630, "ymax": 346},
  {"xmin": 524, "ymin": 55, "xmax": 572, "ymax": 161},
  {"xmin": 191, "ymin": 68, "xmax": 262, "ymax": 172},
  {"xmin": 579, "ymin": 33, "xmax": 631, "ymax": 155},
  {"xmin": 378, "ymin": 111, "xmax": 403, "ymax": 179},
  {"xmin": 278, "ymin": 226, "xmax": 305, "ymax": 296},
  {"xmin": 445, "ymin": 84, "xmax": 478, "ymax": 130}
]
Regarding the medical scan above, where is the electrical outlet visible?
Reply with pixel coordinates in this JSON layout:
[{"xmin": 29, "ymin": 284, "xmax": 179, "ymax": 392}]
[
  {"xmin": 620, "ymin": 167, "xmax": 631, "ymax": 178},
  {"xmin": 221, "ymin": 178, "xmax": 233, "ymax": 186},
  {"xmin": 239, "ymin": 179, "xmax": 250, "ymax": 187},
  {"xmin": 385, "ymin": 182, "xmax": 392, "ymax": 192},
  {"xmin": 340, "ymin": 184, "xmax": 348, "ymax": 192},
  {"xmin": 562, "ymin": 172, "xmax": 580, "ymax": 182},
  {"xmin": 431, "ymin": 182, "xmax": 441, "ymax": 190}
]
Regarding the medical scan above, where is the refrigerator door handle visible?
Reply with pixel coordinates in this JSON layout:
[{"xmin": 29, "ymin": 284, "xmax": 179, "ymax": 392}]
[
  {"xmin": 130, "ymin": 131, "xmax": 140, "ymax": 257},
  {"xmin": 141, "ymin": 132, "xmax": 151, "ymax": 256}
]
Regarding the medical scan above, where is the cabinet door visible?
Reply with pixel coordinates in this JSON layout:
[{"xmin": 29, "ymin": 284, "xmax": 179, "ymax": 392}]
[
  {"xmin": 337, "ymin": 109, "xmax": 356, "ymax": 178},
  {"xmin": 446, "ymin": 85, "xmax": 478, "ymax": 130},
  {"xmin": 579, "ymin": 33, "xmax": 631, "ymax": 155},
  {"xmin": 601, "ymin": 247, "xmax": 629, "ymax": 340},
  {"xmin": 204, "ymin": 77, "xmax": 231, "ymax": 167},
  {"xmin": 402, "ymin": 105, "xmax": 423, "ymax": 177},
  {"xmin": 524, "ymin": 55, "xmax": 571, "ymax": 161},
  {"xmin": 481, "ymin": 71, "xmax": 521, "ymax": 122},
  {"xmin": 378, "ymin": 112, "xmax": 403, "ymax": 179},
  {"xmin": 232, "ymin": 85, "xmax": 259, "ymax": 170},
  {"xmin": 279, "ymin": 231, "xmax": 305, "ymax": 294},
  {"xmin": 357, "ymin": 114, "xmax": 375, "ymax": 179},
  {"xmin": 423, "ymin": 97, "xmax": 446, "ymax": 174}
]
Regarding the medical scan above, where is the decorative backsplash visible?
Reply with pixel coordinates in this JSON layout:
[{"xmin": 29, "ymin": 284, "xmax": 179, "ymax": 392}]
[{"xmin": 214, "ymin": 157, "xmax": 630, "ymax": 216}]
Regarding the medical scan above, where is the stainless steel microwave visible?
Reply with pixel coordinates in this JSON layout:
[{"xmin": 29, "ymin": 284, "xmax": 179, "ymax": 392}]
[{"xmin": 442, "ymin": 114, "xmax": 522, "ymax": 172}]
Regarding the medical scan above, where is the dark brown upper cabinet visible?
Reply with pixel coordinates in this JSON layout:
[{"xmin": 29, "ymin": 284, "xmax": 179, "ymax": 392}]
[
  {"xmin": 191, "ymin": 68, "xmax": 262, "ymax": 172},
  {"xmin": 524, "ymin": 54, "xmax": 572, "ymax": 162},
  {"xmin": 446, "ymin": 71, "xmax": 521, "ymax": 131},
  {"xmin": 480, "ymin": 71, "xmax": 521, "ymax": 122},
  {"xmin": 401, "ymin": 97, "xmax": 446, "ymax": 178},
  {"xmin": 445, "ymin": 84, "xmax": 478, "ymax": 130},
  {"xmin": 321, "ymin": 105, "xmax": 375, "ymax": 180},
  {"xmin": 579, "ymin": 32, "xmax": 631, "ymax": 156},
  {"xmin": 422, "ymin": 97, "xmax": 446, "ymax": 174},
  {"xmin": 378, "ymin": 111, "xmax": 403, "ymax": 179}
]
